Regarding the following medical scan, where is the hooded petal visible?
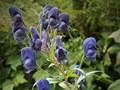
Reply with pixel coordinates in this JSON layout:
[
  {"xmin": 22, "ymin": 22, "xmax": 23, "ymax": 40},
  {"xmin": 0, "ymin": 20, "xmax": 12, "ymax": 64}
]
[
  {"xmin": 55, "ymin": 36, "xmax": 63, "ymax": 48},
  {"xmin": 59, "ymin": 13, "xmax": 69, "ymax": 24},
  {"xmin": 36, "ymin": 79, "xmax": 50, "ymax": 90},
  {"xmin": 21, "ymin": 47, "xmax": 36, "ymax": 73},
  {"xmin": 9, "ymin": 6, "xmax": 21, "ymax": 17},
  {"xmin": 83, "ymin": 37, "xmax": 96, "ymax": 60},
  {"xmin": 55, "ymin": 47, "xmax": 67, "ymax": 64},
  {"xmin": 30, "ymin": 26, "xmax": 39, "ymax": 40}
]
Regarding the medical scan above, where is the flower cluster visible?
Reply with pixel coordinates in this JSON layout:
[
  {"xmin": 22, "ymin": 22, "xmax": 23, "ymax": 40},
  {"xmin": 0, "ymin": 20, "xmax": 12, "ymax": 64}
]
[
  {"xmin": 9, "ymin": 4, "xmax": 97, "ymax": 90},
  {"xmin": 9, "ymin": 6, "xmax": 26, "ymax": 42}
]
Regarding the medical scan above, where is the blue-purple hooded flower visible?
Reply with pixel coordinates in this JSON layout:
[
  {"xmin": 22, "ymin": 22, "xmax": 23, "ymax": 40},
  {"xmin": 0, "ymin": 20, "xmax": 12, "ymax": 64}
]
[
  {"xmin": 59, "ymin": 13, "xmax": 69, "ymax": 25},
  {"xmin": 55, "ymin": 36, "xmax": 63, "ymax": 49},
  {"xmin": 43, "ymin": 4, "xmax": 53, "ymax": 15},
  {"xmin": 40, "ymin": 17, "xmax": 48, "ymax": 30},
  {"xmin": 36, "ymin": 79, "xmax": 50, "ymax": 90},
  {"xmin": 72, "ymin": 65, "xmax": 84, "ymax": 88},
  {"xmin": 21, "ymin": 47, "xmax": 36, "ymax": 73},
  {"xmin": 9, "ymin": 7, "xmax": 26, "ymax": 42},
  {"xmin": 41, "ymin": 30, "xmax": 50, "ymax": 52},
  {"xmin": 48, "ymin": 7, "xmax": 59, "ymax": 27},
  {"xmin": 30, "ymin": 26, "xmax": 42, "ymax": 51},
  {"xmin": 58, "ymin": 13, "xmax": 69, "ymax": 33},
  {"xmin": 55, "ymin": 47, "xmax": 67, "ymax": 64},
  {"xmin": 83, "ymin": 37, "xmax": 96, "ymax": 60},
  {"xmin": 9, "ymin": 6, "xmax": 21, "ymax": 18}
]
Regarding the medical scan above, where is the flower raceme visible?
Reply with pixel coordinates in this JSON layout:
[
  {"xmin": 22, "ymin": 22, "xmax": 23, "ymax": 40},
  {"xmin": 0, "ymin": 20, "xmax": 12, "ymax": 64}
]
[
  {"xmin": 36, "ymin": 79, "xmax": 50, "ymax": 90},
  {"xmin": 21, "ymin": 47, "xmax": 36, "ymax": 73},
  {"xmin": 9, "ymin": 6, "xmax": 26, "ymax": 42},
  {"xmin": 30, "ymin": 26, "xmax": 42, "ymax": 51},
  {"xmin": 83, "ymin": 37, "xmax": 96, "ymax": 60}
]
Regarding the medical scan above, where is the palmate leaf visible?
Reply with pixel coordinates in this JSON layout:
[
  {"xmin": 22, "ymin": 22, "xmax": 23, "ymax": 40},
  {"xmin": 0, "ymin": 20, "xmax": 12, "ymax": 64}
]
[
  {"xmin": 109, "ymin": 29, "xmax": 120, "ymax": 43},
  {"xmin": 33, "ymin": 70, "xmax": 49, "ymax": 81},
  {"xmin": 6, "ymin": 55, "xmax": 21, "ymax": 71},
  {"xmin": 108, "ymin": 79, "xmax": 120, "ymax": 90},
  {"xmin": 2, "ymin": 80, "xmax": 14, "ymax": 90}
]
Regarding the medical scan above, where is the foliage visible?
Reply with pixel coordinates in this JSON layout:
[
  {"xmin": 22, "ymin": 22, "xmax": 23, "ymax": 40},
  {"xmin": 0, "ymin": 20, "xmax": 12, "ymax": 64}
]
[{"xmin": 0, "ymin": 0, "xmax": 120, "ymax": 90}]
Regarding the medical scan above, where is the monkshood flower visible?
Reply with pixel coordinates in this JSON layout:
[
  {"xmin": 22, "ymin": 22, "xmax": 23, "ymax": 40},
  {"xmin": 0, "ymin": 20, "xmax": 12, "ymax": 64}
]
[
  {"xmin": 9, "ymin": 6, "xmax": 21, "ymax": 18},
  {"xmin": 43, "ymin": 4, "xmax": 53, "ymax": 15},
  {"xmin": 59, "ymin": 13, "xmax": 69, "ymax": 25},
  {"xmin": 9, "ymin": 7, "xmax": 26, "ymax": 42},
  {"xmin": 58, "ymin": 13, "xmax": 69, "ymax": 33},
  {"xmin": 83, "ymin": 37, "xmax": 96, "ymax": 60},
  {"xmin": 55, "ymin": 36, "xmax": 63, "ymax": 49},
  {"xmin": 55, "ymin": 47, "xmax": 67, "ymax": 64},
  {"xmin": 48, "ymin": 7, "xmax": 59, "ymax": 28},
  {"xmin": 30, "ymin": 26, "xmax": 42, "ymax": 51},
  {"xmin": 72, "ymin": 65, "xmax": 84, "ymax": 88},
  {"xmin": 40, "ymin": 16, "xmax": 48, "ymax": 30},
  {"xmin": 36, "ymin": 79, "xmax": 50, "ymax": 90},
  {"xmin": 41, "ymin": 30, "xmax": 50, "ymax": 52},
  {"xmin": 21, "ymin": 47, "xmax": 36, "ymax": 73}
]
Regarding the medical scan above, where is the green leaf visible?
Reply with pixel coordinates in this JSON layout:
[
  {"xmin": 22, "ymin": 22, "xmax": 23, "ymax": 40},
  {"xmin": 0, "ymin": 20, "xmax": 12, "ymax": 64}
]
[
  {"xmin": 2, "ymin": 80, "xmax": 14, "ymax": 90},
  {"xmin": 109, "ymin": 29, "xmax": 120, "ymax": 43},
  {"xmin": 107, "ymin": 44, "xmax": 120, "ymax": 54},
  {"xmin": 103, "ymin": 53, "xmax": 111, "ymax": 66},
  {"xmin": 108, "ymin": 79, "xmax": 120, "ymax": 90},
  {"xmin": 6, "ymin": 55, "xmax": 21, "ymax": 71},
  {"xmin": 47, "ymin": 78, "xmax": 59, "ymax": 84},
  {"xmin": 59, "ymin": 81, "xmax": 70, "ymax": 90},
  {"xmin": 33, "ymin": 70, "xmax": 49, "ymax": 80},
  {"xmin": 13, "ymin": 72, "xmax": 27, "ymax": 87}
]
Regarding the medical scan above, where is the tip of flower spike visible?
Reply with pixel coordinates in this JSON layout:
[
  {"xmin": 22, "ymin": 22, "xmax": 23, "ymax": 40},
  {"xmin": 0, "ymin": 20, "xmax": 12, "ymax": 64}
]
[
  {"xmin": 9, "ymin": 6, "xmax": 21, "ymax": 17},
  {"xmin": 43, "ymin": 4, "xmax": 53, "ymax": 13}
]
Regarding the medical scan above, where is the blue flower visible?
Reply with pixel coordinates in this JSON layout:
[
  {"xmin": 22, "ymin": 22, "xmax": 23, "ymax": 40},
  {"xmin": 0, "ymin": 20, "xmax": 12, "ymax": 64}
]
[
  {"xmin": 41, "ymin": 30, "xmax": 50, "ymax": 52},
  {"xmin": 36, "ymin": 79, "xmax": 50, "ymax": 90},
  {"xmin": 58, "ymin": 13, "xmax": 69, "ymax": 33},
  {"xmin": 72, "ymin": 65, "xmax": 84, "ymax": 88},
  {"xmin": 30, "ymin": 26, "xmax": 42, "ymax": 51},
  {"xmin": 83, "ymin": 37, "xmax": 96, "ymax": 60},
  {"xmin": 43, "ymin": 4, "xmax": 53, "ymax": 15},
  {"xmin": 55, "ymin": 36, "xmax": 63, "ymax": 49},
  {"xmin": 9, "ymin": 6, "xmax": 21, "ymax": 18},
  {"xmin": 59, "ymin": 13, "xmax": 69, "ymax": 25},
  {"xmin": 58, "ymin": 22, "xmax": 68, "ymax": 33},
  {"xmin": 48, "ymin": 7, "xmax": 59, "ymax": 28},
  {"xmin": 40, "ymin": 17, "xmax": 48, "ymax": 30},
  {"xmin": 10, "ymin": 11, "xmax": 26, "ymax": 42},
  {"xmin": 21, "ymin": 47, "xmax": 36, "ymax": 73},
  {"xmin": 55, "ymin": 47, "xmax": 67, "ymax": 64}
]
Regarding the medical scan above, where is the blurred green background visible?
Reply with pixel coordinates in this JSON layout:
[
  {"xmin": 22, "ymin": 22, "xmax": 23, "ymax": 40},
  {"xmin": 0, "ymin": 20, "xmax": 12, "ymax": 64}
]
[{"xmin": 0, "ymin": 0, "xmax": 120, "ymax": 90}]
